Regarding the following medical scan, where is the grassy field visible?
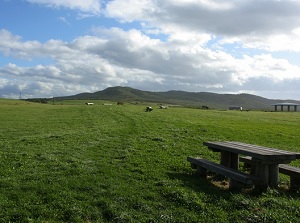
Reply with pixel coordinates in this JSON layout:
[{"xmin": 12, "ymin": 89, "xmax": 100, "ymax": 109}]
[{"xmin": 0, "ymin": 99, "xmax": 300, "ymax": 222}]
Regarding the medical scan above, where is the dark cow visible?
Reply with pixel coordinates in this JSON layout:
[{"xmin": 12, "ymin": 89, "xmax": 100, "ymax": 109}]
[{"xmin": 145, "ymin": 106, "xmax": 153, "ymax": 112}]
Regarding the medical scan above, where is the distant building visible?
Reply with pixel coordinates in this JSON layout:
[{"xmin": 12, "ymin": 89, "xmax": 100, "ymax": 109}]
[
  {"xmin": 229, "ymin": 106, "xmax": 242, "ymax": 111},
  {"xmin": 272, "ymin": 103, "xmax": 300, "ymax": 112}
]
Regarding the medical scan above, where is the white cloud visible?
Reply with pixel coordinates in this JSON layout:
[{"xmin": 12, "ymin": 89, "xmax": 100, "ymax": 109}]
[
  {"xmin": 58, "ymin": 16, "xmax": 71, "ymax": 26},
  {"xmin": 1, "ymin": 1, "xmax": 300, "ymax": 99},
  {"xmin": 233, "ymin": 54, "xmax": 300, "ymax": 87},
  {"xmin": 105, "ymin": 0, "xmax": 300, "ymax": 52},
  {"xmin": 1, "ymin": 26, "xmax": 300, "ymax": 99},
  {"xmin": 244, "ymin": 30, "xmax": 300, "ymax": 52},
  {"xmin": 218, "ymin": 27, "xmax": 300, "ymax": 53},
  {"xmin": 104, "ymin": 0, "xmax": 156, "ymax": 23},
  {"xmin": 26, "ymin": 0, "xmax": 101, "ymax": 15}
]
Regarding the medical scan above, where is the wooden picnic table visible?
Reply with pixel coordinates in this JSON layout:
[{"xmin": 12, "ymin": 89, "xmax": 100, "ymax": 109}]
[{"xmin": 203, "ymin": 141, "xmax": 300, "ymax": 189}]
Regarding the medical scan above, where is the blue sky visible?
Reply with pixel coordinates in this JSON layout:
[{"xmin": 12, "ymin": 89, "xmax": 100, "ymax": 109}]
[{"xmin": 1, "ymin": 0, "xmax": 300, "ymax": 100}]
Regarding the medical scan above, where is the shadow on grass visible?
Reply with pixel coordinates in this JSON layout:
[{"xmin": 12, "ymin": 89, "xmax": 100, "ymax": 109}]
[
  {"xmin": 167, "ymin": 170, "xmax": 300, "ymax": 198},
  {"xmin": 167, "ymin": 170, "xmax": 239, "ymax": 198}
]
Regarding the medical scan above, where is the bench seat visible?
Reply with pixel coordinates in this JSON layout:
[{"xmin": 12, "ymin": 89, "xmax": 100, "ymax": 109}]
[
  {"xmin": 240, "ymin": 156, "xmax": 300, "ymax": 190},
  {"xmin": 187, "ymin": 157, "xmax": 257, "ymax": 190}
]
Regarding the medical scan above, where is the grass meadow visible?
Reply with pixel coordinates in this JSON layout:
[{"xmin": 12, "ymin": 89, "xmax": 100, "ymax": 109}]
[{"xmin": 0, "ymin": 99, "xmax": 300, "ymax": 222}]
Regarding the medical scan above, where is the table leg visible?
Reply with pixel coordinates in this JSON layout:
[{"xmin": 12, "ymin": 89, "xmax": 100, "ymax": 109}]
[
  {"xmin": 268, "ymin": 164, "xmax": 279, "ymax": 188},
  {"xmin": 255, "ymin": 162, "xmax": 269, "ymax": 190},
  {"xmin": 290, "ymin": 177, "xmax": 300, "ymax": 191},
  {"xmin": 230, "ymin": 153, "xmax": 239, "ymax": 169},
  {"xmin": 220, "ymin": 151, "xmax": 239, "ymax": 169},
  {"xmin": 220, "ymin": 151, "xmax": 231, "ymax": 167},
  {"xmin": 218, "ymin": 151, "xmax": 232, "ymax": 180},
  {"xmin": 196, "ymin": 165, "xmax": 207, "ymax": 177}
]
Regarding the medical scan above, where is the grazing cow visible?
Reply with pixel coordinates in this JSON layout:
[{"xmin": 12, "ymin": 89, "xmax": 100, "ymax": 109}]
[
  {"xmin": 159, "ymin": 105, "xmax": 168, "ymax": 109},
  {"xmin": 145, "ymin": 106, "xmax": 153, "ymax": 112},
  {"xmin": 85, "ymin": 102, "xmax": 94, "ymax": 105},
  {"xmin": 202, "ymin": 105, "xmax": 209, "ymax": 109}
]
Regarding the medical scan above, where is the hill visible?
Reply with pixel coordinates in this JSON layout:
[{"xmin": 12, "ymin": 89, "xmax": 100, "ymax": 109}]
[{"xmin": 49, "ymin": 86, "xmax": 300, "ymax": 110}]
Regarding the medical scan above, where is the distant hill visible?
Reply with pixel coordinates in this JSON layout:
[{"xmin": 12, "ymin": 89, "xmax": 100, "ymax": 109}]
[{"xmin": 51, "ymin": 86, "xmax": 300, "ymax": 110}]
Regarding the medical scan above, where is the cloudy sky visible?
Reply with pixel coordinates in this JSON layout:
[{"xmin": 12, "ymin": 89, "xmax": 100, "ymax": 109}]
[{"xmin": 1, "ymin": 0, "xmax": 300, "ymax": 99}]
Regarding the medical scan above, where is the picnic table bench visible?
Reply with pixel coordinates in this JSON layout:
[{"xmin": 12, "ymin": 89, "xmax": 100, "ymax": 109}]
[
  {"xmin": 187, "ymin": 157, "xmax": 258, "ymax": 189},
  {"xmin": 188, "ymin": 141, "xmax": 300, "ymax": 190}
]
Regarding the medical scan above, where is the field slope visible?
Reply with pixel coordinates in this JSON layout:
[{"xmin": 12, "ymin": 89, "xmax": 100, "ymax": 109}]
[{"xmin": 0, "ymin": 100, "xmax": 300, "ymax": 222}]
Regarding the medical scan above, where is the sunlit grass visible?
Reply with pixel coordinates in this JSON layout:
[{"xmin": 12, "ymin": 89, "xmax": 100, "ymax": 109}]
[{"xmin": 0, "ymin": 100, "xmax": 300, "ymax": 222}]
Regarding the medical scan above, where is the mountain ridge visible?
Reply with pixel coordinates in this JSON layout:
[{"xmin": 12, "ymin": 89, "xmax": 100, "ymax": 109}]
[{"xmin": 53, "ymin": 86, "xmax": 300, "ymax": 110}]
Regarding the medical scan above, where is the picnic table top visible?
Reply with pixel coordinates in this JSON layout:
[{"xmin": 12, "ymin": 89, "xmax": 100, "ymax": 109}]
[{"xmin": 203, "ymin": 141, "xmax": 300, "ymax": 162}]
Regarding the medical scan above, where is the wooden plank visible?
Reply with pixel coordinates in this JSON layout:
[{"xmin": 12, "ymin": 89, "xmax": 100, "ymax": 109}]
[
  {"xmin": 279, "ymin": 164, "xmax": 300, "ymax": 177},
  {"xmin": 240, "ymin": 156, "xmax": 259, "ymax": 164},
  {"xmin": 204, "ymin": 142, "xmax": 276, "ymax": 159},
  {"xmin": 227, "ymin": 141, "xmax": 300, "ymax": 158},
  {"xmin": 187, "ymin": 157, "xmax": 257, "ymax": 185},
  {"xmin": 211, "ymin": 141, "xmax": 285, "ymax": 156},
  {"xmin": 204, "ymin": 141, "xmax": 300, "ymax": 161},
  {"xmin": 229, "ymin": 141, "xmax": 300, "ymax": 158},
  {"xmin": 206, "ymin": 141, "xmax": 280, "ymax": 155}
]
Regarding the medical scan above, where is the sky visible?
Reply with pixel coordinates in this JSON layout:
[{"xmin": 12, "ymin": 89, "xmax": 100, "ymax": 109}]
[{"xmin": 1, "ymin": 0, "xmax": 300, "ymax": 100}]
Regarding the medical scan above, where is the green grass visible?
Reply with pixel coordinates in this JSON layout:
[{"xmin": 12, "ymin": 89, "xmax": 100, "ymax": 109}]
[{"xmin": 0, "ymin": 99, "xmax": 300, "ymax": 222}]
